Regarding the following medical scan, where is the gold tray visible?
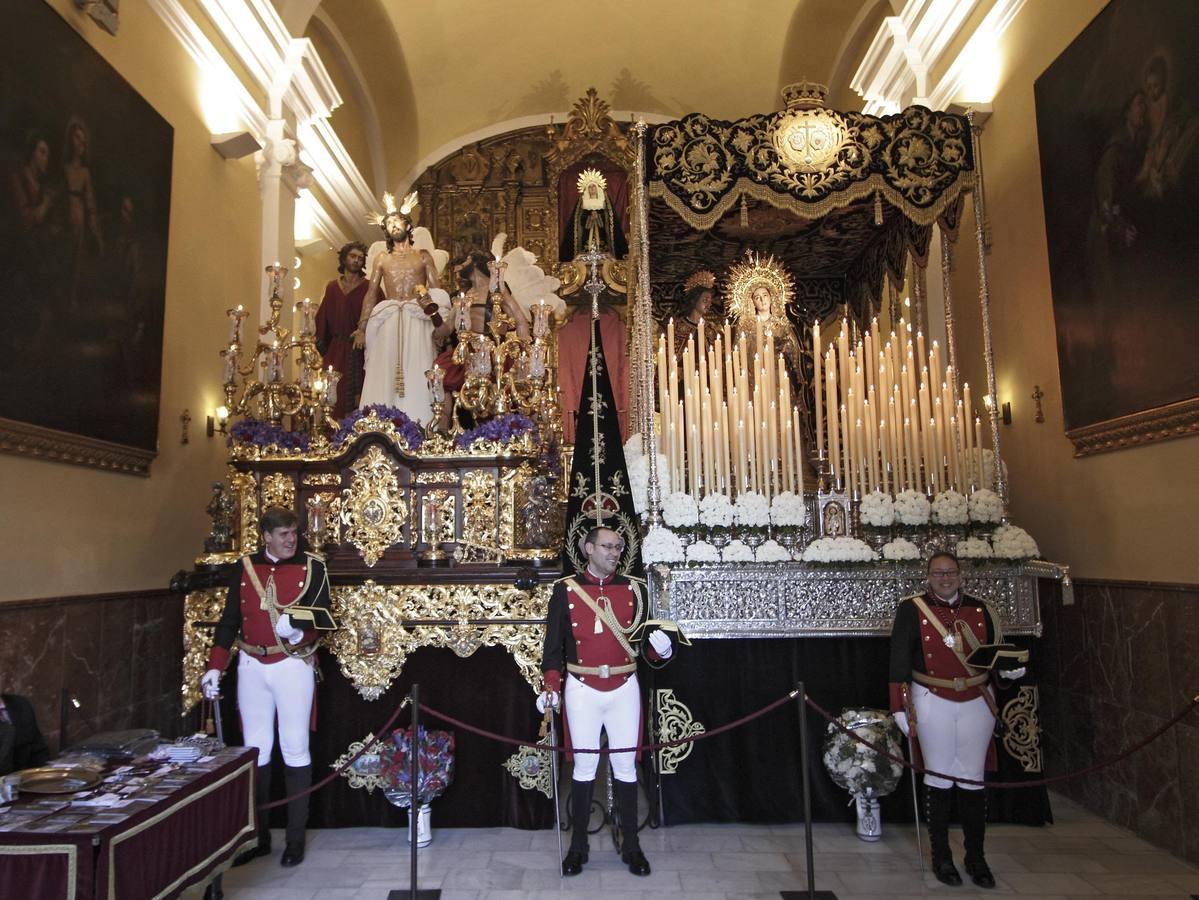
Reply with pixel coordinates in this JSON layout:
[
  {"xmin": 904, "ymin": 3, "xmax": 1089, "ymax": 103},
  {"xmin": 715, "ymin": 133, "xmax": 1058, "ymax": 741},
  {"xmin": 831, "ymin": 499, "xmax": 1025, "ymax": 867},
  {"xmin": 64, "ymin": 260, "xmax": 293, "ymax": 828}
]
[{"xmin": 15, "ymin": 767, "xmax": 103, "ymax": 795}]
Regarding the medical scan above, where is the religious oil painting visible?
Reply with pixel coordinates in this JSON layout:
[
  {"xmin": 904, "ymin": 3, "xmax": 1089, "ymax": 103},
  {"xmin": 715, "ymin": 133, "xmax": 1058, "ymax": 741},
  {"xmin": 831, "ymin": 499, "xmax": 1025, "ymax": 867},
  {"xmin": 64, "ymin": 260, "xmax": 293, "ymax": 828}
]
[
  {"xmin": 0, "ymin": 1, "xmax": 173, "ymax": 473},
  {"xmin": 1035, "ymin": 0, "xmax": 1199, "ymax": 455}
]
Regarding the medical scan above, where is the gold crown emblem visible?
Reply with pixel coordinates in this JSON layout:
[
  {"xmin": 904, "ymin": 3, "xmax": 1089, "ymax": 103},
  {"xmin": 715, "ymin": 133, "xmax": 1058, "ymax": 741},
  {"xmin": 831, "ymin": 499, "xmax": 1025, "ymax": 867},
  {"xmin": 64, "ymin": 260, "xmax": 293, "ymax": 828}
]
[
  {"xmin": 683, "ymin": 269, "xmax": 716, "ymax": 292},
  {"xmin": 781, "ymin": 80, "xmax": 829, "ymax": 110}
]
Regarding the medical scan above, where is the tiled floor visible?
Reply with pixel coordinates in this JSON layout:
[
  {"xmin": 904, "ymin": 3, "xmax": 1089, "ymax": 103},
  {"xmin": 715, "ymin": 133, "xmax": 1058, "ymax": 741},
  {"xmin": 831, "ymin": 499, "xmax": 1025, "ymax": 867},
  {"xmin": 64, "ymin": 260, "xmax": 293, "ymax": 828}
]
[{"xmin": 217, "ymin": 793, "xmax": 1199, "ymax": 899}]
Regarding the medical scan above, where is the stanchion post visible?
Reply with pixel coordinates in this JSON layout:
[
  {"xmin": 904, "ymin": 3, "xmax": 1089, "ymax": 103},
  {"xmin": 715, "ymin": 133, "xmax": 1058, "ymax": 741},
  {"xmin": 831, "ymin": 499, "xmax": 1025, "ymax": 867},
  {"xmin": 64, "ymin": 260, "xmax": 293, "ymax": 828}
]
[
  {"xmin": 795, "ymin": 683, "xmax": 838, "ymax": 900},
  {"xmin": 391, "ymin": 683, "xmax": 440, "ymax": 900}
]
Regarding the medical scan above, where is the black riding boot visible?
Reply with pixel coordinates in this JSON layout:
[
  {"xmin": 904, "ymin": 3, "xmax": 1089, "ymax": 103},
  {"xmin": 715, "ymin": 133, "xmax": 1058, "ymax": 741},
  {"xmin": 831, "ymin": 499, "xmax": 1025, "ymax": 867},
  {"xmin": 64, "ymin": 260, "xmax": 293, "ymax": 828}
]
[
  {"xmin": 562, "ymin": 779, "xmax": 593, "ymax": 875},
  {"xmin": 233, "ymin": 765, "xmax": 273, "ymax": 867},
  {"xmin": 281, "ymin": 764, "xmax": 311, "ymax": 867},
  {"xmin": 615, "ymin": 778, "xmax": 650, "ymax": 876},
  {"xmin": 925, "ymin": 785, "xmax": 961, "ymax": 886},
  {"xmin": 960, "ymin": 787, "xmax": 995, "ymax": 888}
]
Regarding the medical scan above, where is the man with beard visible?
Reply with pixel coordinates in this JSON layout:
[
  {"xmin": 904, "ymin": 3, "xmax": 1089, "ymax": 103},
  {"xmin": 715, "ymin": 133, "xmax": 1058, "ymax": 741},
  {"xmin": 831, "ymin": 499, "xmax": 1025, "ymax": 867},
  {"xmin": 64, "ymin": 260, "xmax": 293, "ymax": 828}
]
[{"xmin": 315, "ymin": 241, "xmax": 369, "ymax": 418}]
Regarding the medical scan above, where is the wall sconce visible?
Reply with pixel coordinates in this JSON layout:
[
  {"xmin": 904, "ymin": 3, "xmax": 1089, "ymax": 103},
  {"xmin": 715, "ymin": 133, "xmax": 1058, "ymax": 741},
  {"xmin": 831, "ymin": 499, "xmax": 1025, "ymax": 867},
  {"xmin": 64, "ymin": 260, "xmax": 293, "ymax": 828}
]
[
  {"xmin": 211, "ymin": 131, "xmax": 262, "ymax": 160},
  {"xmin": 207, "ymin": 406, "xmax": 229, "ymax": 438},
  {"xmin": 1001, "ymin": 402, "xmax": 1012, "ymax": 425}
]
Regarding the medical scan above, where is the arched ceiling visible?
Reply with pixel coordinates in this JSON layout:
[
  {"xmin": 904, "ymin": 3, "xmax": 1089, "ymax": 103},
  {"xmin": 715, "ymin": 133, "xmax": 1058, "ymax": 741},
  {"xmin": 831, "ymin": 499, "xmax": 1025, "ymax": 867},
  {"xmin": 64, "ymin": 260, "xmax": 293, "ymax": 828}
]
[{"xmin": 298, "ymin": 0, "xmax": 878, "ymax": 194}]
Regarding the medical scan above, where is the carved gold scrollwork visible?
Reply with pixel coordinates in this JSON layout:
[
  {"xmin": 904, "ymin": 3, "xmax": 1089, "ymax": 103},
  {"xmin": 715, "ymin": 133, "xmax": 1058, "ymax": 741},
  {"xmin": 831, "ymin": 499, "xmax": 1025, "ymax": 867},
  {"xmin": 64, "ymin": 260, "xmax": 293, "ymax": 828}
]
[
  {"xmin": 1001, "ymin": 686, "xmax": 1043, "ymax": 773},
  {"xmin": 327, "ymin": 582, "xmax": 550, "ymax": 700},
  {"xmin": 230, "ymin": 469, "xmax": 259, "ymax": 553},
  {"xmin": 502, "ymin": 737, "xmax": 554, "ymax": 798},
  {"xmin": 331, "ymin": 733, "xmax": 391, "ymax": 793},
  {"xmin": 303, "ymin": 473, "xmax": 343, "ymax": 486},
  {"xmin": 655, "ymin": 688, "xmax": 705, "ymax": 775},
  {"xmin": 260, "ymin": 472, "xmax": 295, "ymax": 512},
  {"xmin": 340, "ymin": 445, "xmax": 407, "ymax": 566},
  {"xmin": 181, "ymin": 589, "xmax": 229, "ymax": 716},
  {"xmin": 416, "ymin": 470, "xmax": 459, "ymax": 485},
  {"xmin": 458, "ymin": 469, "xmax": 499, "ymax": 561}
]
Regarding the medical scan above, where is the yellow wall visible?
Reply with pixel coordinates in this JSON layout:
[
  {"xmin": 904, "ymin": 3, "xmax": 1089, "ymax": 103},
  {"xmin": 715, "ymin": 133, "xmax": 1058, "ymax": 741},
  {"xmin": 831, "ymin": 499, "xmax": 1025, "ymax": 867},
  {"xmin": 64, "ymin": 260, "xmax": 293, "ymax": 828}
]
[
  {"xmin": 0, "ymin": 1, "xmax": 263, "ymax": 602},
  {"xmin": 950, "ymin": 0, "xmax": 1199, "ymax": 583}
]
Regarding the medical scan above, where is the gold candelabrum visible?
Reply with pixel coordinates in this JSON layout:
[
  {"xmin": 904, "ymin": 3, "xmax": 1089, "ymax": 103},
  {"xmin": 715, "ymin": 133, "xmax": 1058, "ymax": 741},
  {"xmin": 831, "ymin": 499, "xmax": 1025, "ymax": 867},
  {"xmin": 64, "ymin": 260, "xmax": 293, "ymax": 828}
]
[
  {"xmin": 221, "ymin": 264, "xmax": 337, "ymax": 446},
  {"xmin": 448, "ymin": 283, "xmax": 562, "ymax": 443}
]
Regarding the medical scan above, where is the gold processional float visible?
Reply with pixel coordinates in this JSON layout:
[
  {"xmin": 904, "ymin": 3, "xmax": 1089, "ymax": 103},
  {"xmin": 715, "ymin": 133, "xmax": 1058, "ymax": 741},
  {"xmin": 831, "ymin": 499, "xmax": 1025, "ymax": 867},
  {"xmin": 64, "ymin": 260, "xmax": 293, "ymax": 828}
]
[{"xmin": 179, "ymin": 88, "xmax": 1066, "ymax": 747}]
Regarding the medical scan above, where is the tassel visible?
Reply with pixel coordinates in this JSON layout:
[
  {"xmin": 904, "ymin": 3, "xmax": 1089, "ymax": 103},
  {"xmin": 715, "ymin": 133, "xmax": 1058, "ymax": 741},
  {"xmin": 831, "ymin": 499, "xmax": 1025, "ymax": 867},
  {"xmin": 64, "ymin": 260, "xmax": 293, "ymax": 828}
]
[
  {"xmin": 594, "ymin": 614, "xmax": 603, "ymax": 634},
  {"xmin": 873, "ymin": 189, "xmax": 884, "ymax": 227},
  {"xmin": 263, "ymin": 572, "xmax": 276, "ymax": 610},
  {"xmin": 395, "ymin": 364, "xmax": 405, "ymax": 398}
]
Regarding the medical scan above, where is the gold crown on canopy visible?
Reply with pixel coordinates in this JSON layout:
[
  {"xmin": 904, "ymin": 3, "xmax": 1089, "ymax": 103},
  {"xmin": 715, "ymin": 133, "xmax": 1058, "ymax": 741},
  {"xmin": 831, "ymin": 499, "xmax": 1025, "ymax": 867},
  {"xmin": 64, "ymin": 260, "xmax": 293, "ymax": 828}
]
[
  {"xmin": 781, "ymin": 80, "xmax": 829, "ymax": 110},
  {"xmin": 683, "ymin": 269, "xmax": 716, "ymax": 292}
]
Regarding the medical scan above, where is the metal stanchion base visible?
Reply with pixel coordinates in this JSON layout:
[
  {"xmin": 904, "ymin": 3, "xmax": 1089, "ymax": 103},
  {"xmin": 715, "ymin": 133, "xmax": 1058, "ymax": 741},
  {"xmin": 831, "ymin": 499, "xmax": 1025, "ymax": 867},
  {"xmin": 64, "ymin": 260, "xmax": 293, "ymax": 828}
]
[
  {"xmin": 779, "ymin": 891, "xmax": 838, "ymax": 899},
  {"xmin": 386, "ymin": 891, "xmax": 440, "ymax": 899}
]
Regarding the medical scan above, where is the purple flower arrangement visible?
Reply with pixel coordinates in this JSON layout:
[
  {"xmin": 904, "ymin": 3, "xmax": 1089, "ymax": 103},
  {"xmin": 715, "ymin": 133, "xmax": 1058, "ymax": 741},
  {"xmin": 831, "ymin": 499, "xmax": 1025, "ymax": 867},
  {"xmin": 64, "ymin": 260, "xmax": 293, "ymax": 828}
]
[
  {"xmin": 227, "ymin": 419, "xmax": 311, "ymax": 453},
  {"xmin": 380, "ymin": 726, "xmax": 455, "ymax": 808},
  {"xmin": 333, "ymin": 404, "xmax": 425, "ymax": 450},
  {"xmin": 452, "ymin": 413, "xmax": 538, "ymax": 451}
]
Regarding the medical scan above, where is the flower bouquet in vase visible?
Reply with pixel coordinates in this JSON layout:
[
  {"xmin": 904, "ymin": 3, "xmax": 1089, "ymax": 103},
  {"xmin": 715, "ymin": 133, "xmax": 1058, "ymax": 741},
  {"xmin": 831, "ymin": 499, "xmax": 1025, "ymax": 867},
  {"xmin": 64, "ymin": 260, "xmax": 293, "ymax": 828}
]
[
  {"xmin": 381, "ymin": 725, "xmax": 455, "ymax": 847},
  {"xmin": 822, "ymin": 709, "xmax": 904, "ymax": 842}
]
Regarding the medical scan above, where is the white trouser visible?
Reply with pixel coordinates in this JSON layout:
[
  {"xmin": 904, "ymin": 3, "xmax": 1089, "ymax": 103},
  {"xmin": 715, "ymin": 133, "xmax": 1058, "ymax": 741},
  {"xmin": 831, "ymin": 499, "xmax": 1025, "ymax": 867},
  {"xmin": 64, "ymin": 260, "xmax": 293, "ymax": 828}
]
[
  {"xmin": 237, "ymin": 653, "xmax": 315, "ymax": 767},
  {"xmin": 565, "ymin": 673, "xmax": 641, "ymax": 783},
  {"xmin": 913, "ymin": 682, "xmax": 994, "ymax": 790}
]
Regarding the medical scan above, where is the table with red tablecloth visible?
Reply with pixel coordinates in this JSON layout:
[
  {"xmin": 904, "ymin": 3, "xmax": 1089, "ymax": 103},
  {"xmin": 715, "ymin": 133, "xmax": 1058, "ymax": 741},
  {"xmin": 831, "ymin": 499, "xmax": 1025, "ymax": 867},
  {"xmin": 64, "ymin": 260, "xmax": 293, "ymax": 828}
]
[{"xmin": 0, "ymin": 747, "xmax": 257, "ymax": 900}]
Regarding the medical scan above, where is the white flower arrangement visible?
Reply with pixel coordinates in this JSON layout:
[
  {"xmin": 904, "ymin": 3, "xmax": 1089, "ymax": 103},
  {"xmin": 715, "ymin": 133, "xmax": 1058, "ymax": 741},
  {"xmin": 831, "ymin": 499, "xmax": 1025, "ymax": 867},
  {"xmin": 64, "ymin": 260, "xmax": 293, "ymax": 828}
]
[
  {"xmin": 685, "ymin": 540, "xmax": 720, "ymax": 564},
  {"xmin": 859, "ymin": 490, "xmax": 895, "ymax": 528},
  {"xmin": 881, "ymin": 538, "xmax": 921, "ymax": 561},
  {"xmin": 991, "ymin": 523, "xmax": 1040, "ymax": 559},
  {"xmin": 968, "ymin": 488, "xmax": 1004, "ymax": 524},
  {"xmin": 699, "ymin": 492, "xmax": 735, "ymax": 528},
  {"xmin": 623, "ymin": 432, "xmax": 644, "ymax": 464},
  {"xmin": 822, "ymin": 709, "xmax": 904, "ymax": 799},
  {"xmin": 734, "ymin": 491, "xmax": 771, "ymax": 527},
  {"xmin": 769, "ymin": 491, "xmax": 808, "ymax": 527},
  {"xmin": 627, "ymin": 453, "xmax": 669, "ymax": 516},
  {"xmin": 641, "ymin": 526, "xmax": 685, "ymax": 563},
  {"xmin": 955, "ymin": 537, "xmax": 993, "ymax": 559},
  {"xmin": 661, "ymin": 491, "xmax": 699, "ymax": 528},
  {"xmin": 894, "ymin": 489, "xmax": 931, "ymax": 525},
  {"xmin": 755, "ymin": 540, "xmax": 792, "ymax": 563},
  {"xmin": 722, "ymin": 540, "xmax": 755, "ymax": 563},
  {"xmin": 932, "ymin": 489, "xmax": 968, "ymax": 525},
  {"xmin": 968, "ymin": 448, "xmax": 1008, "ymax": 493},
  {"xmin": 802, "ymin": 536, "xmax": 878, "ymax": 563}
]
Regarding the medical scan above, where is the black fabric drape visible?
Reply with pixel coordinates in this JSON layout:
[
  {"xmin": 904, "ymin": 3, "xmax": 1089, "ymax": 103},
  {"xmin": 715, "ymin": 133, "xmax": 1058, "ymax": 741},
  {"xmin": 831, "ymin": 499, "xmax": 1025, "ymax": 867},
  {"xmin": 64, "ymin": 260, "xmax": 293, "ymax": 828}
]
[{"xmin": 651, "ymin": 636, "xmax": 1051, "ymax": 827}]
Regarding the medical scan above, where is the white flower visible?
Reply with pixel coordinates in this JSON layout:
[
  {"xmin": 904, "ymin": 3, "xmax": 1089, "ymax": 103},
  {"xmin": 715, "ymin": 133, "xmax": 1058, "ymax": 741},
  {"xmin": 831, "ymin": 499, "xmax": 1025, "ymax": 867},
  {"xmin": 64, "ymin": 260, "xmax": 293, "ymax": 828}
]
[
  {"xmin": 662, "ymin": 491, "xmax": 699, "ymax": 528},
  {"xmin": 859, "ymin": 490, "xmax": 895, "ymax": 527},
  {"xmin": 956, "ymin": 537, "xmax": 993, "ymax": 559},
  {"xmin": 755, "ymin": 540, "xmax": 791, "ymax": 562},
  {"xmin": 932, "ymin": 489, "xmax": 968, "ymax": 525},
  {"xmin": 685, "ymin": 540, "xmax": 720, "ymax": 563},
  {"xmin": 769, "ymin": 491, "xmax": 808, "ymax": 527},
  {"xmin": 991, "ymin": 523, "xmax": 1040, "ymax": 559},
  {"xmin": 894, "ymin": 489, "xmax": 931, "ymax": 525},
  {"xmin": 699, "ymin": 492, "xmax": 735, "ymax": 528},
  {"xmin": 623, "ymin": 432, "xmax": 644, "ymax": 464},
  {"xmin": 734, "ymin": 491, "xmax": 770, "ymax": 527},
  {"xmin": 802, "ymin": 537, "xmax": 878, "ymax": 563},
  {"xmin": 627, "ymin": 453, "xmax": 669, "ymax": 516},
  {"xmin": 641, "ymin": 526, "xmax": 685, "ymax": 563},
  {"xmin": 881, "ymin": 537, "xmax": 920, "ymax": 561},
  {"xmin": 968, "ymin": 488, "xmax": 1003, "ymax": 524},
  {"xmin": 722, "ymin": 540, "xmax": 755, "ymax": 563}
]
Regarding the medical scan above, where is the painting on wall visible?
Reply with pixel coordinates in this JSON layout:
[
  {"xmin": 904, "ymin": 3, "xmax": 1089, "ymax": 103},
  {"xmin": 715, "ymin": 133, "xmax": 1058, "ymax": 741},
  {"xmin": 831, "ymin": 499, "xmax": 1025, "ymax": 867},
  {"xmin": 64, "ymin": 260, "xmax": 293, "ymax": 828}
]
[
  {"xmin": 1035, "ymin": 0, "xmax": 1199, "ymax": 456},
  {"xmin": 0, "ymin": 1, "xmax": 174, "ymax": 475}
]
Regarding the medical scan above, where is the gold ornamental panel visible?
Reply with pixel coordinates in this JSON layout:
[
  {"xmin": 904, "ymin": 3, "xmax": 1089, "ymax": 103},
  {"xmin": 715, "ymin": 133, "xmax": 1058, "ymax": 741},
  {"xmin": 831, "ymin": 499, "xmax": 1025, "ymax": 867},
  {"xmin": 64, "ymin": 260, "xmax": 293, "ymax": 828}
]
[
  {"xmin": 416, "ymin": 470, "xmax": 459, "ymax": 485},
  {"xmin": 181, "ymin": 589, "xmax": 228, "ymax": 716},
  {"xmin": 655, "ymin": 688, "xmax": 705, "ymax": 775},
  {"xmin": 260, "ymin": 472, "xmax": 295, "ymax": 512},
  {"xmin": 230, "ymin": 469, "xmax": 259, "ymax": 553},
  {"xmin": 340, "ymin": 445, "xmax": 408, "ymax": 566},
  {"xmin": 1001, "ymin": 686, "xmax": 1043, "ymax": 773},
  {"xmin": 460, "ymin": 469, "xmax": 498, "ymax": 555},
  {"xmin": 773, "ymin": 108, "xmax": 849, "ymax": 175},
  {"xmin": 502, "ymin": 737, "xmax": 554, "ymax": 798},
  {"xmin": 303, "ymin": 473, "xmax": 343, "ymax": 486},
  {"xmin": 328, "ymin": 581, "xmax": 551, "ymax": 700}
]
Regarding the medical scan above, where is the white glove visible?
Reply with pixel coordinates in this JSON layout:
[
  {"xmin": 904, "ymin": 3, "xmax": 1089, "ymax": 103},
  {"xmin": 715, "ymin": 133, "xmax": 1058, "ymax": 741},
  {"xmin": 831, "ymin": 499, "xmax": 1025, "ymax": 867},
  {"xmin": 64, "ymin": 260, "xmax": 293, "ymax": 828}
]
[
  {"xmin": 1000, "ymin": 666, "xmax": 1027, "ymax": 681},
  {"xmin": 201, "ymin": 669, "xmax": 221, "ymax": 700},
  {"xmin": 535, "ymin": 691, "xmax": 560, "ymax": 714},
  {"xmin": 647, "ymin": 629, "xmax": 673, "ymax": 660},
  {"xmin": 893, "ymin": 711, "xmax": 909, "ymax": 736},
  {"xmin": 274, "ymin": 613, "xmax": 304, "ymax": 645}
]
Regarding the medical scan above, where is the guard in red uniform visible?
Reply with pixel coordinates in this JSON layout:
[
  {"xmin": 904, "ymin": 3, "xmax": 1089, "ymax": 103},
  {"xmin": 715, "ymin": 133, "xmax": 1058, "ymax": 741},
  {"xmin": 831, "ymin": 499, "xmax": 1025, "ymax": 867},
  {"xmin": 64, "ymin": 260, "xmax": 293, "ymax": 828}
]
[
  {"xmin": 539, "ymin": 526, "xmax": 675, "ymax": 877},
  {"xmin": 201, "ymin": 507, "xmax": 336, "ymax": 869},
  {"xmin": 889, "ymin": 551, "xmax": 1027, "ymax": 889}
]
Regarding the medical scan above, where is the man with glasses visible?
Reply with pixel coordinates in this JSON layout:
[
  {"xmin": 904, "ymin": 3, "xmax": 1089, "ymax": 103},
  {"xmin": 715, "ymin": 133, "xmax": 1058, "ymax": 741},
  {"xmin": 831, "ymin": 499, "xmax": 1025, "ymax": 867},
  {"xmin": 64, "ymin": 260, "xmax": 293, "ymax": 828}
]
[
  {"xmin": 538, "ymin": 526, "xmax": 676, "ymax": 877},
  {"xmin": 889, "ymin": 551, "xmax": 1026, "ymax": 889}
]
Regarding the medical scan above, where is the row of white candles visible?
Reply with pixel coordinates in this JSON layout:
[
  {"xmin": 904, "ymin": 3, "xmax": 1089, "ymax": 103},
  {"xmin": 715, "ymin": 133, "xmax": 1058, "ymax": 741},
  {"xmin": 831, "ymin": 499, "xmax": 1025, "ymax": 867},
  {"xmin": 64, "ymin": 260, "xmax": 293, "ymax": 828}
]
[
  {"xmin": 656, "ymin": 319, "xmax": 805, "ymax": 502},
  {"xmin": 813, "ymin": 317, "xmax": 987, "ymax": 497}
]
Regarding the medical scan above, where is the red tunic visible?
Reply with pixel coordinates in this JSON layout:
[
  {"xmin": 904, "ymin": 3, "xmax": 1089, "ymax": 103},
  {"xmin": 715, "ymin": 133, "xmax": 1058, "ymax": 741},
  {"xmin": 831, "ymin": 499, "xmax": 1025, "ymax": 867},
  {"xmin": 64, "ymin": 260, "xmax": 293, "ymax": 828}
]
[
  {"xmin": 206, "ymin": 557, "xmax": 320, "ymax": 670},
  {"xmin": 315, "ymin": 277, "xmax": 369, "ymax": 418}
]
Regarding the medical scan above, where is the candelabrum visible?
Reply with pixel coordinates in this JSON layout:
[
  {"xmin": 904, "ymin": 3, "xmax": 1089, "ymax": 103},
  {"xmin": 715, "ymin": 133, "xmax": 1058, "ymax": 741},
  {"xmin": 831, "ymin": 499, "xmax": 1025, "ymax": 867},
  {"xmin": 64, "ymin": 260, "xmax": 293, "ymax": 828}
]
[{"xmin": 221, "ymin": 264, "xmax": 336, "ymax": 444}]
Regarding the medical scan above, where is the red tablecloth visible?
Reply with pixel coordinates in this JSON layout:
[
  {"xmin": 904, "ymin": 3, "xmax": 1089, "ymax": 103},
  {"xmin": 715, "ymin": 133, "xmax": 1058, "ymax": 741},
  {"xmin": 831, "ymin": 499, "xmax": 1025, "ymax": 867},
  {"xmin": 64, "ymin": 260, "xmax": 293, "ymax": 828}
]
[{"xmin": 0, "ymin": 747, "xmax": 257, "ymax": 900}]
